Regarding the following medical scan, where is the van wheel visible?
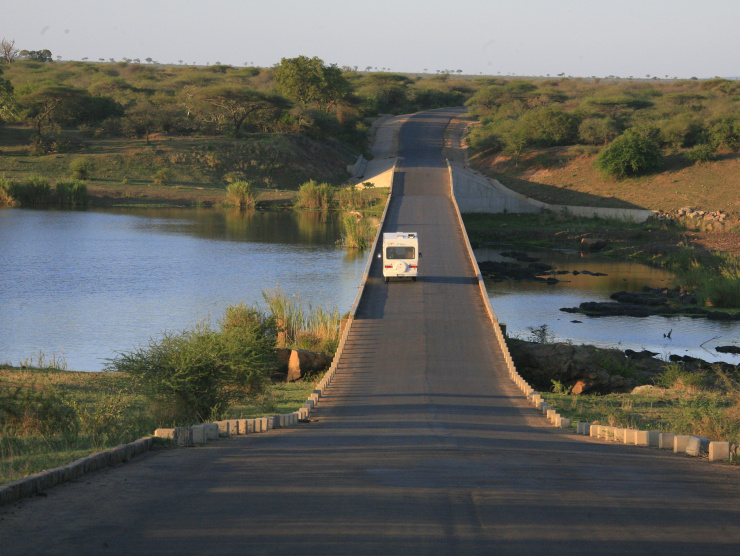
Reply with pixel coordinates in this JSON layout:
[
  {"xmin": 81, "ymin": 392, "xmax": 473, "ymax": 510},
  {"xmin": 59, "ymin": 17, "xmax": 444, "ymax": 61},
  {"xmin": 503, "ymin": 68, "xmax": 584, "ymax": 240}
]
[
  {"xmin": 412, "ymin": 277, "xmax": 417, "ymax": 282},
  {"xmin": 384, "ymin": 277, "xmax": 389, "ymax": 283}
]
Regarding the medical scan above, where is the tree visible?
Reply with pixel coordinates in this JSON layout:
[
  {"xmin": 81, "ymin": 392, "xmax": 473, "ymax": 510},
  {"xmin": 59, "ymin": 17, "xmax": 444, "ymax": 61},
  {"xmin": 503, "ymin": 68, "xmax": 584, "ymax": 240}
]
[
  {"xmin": 19, "ymin": 49, "xmax": 53, "ymax": 62},
  {"xmin": 707, "ymin": 116, "xmax": 740, "ymax": 152},
  {"xmin": 595, "ymin": 130, "xmax": 663, "ymax": 178},
  {"xmin": 1, "ymin": 38, "xmax": 18, "ymax": 63},
  {"xmin": 273, "ymin": 55, "xmax": 350, "ymax": 112},
  {"xmin": 187, "ymin": 86, "xmax": 289, "ymax": 136}
]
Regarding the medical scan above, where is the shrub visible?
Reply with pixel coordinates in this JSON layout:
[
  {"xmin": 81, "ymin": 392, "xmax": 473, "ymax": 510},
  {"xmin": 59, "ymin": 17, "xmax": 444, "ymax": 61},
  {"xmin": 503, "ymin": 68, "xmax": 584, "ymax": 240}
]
[
  {"xmin": 295, "ymin": 179, "xmax": 335, "ymax": 209},
  {"xmin": 0, "ymin": 382, "xmax": 79, "ymax": 436},
  {"xmin": 153, "ymin": 167, "xmax": 174, "ymax": 185},
  {"xmin": 55, "ymin": 179, "xmax": 89, "ymax": 207},
  {"xmin": 8, "ymin": 176, "xmax": 51, "ymax": 206},
  {"xmin": 0, "ymin": 176, "xmax": 18, "ymax": 207},
  {"xmin": 684, "ymin": 143, "xmax": 718, "ymax": 164},
  {"xmin": 226, "ymin": 180, "xmax": 257, "ymax": 208},
  {"xmin": 69, "ymin": 157, "xmax": 93, "ymax": 180},
  {"xmin": 335, "ymin": 186, "xmax": 378, "ymax": 211},
  {"xmin": 594, "ymin": 131, "xmax": 663, "ymax": 178},
  {"xmin": 105, "ymin": 313, "xmax": 277, "ymax": 424}
]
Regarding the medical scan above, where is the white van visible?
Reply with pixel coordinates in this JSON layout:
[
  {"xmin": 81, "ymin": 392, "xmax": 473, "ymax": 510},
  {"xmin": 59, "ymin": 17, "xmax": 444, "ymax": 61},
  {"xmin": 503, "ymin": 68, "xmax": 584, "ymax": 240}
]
[{"xmin": 381, "ymin": 232, "xmax": 419, "ymax": 282}]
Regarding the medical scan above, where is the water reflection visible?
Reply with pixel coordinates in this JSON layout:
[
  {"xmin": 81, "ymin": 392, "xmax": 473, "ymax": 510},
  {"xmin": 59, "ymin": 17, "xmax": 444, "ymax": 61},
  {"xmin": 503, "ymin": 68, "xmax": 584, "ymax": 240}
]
[
  {"xmin": 0, "ymin": 207, "xmax": 366, "ymax": 371},
  {"xmin": 476, "ymin": 247, "xmax": 740, "ymax": 364}
]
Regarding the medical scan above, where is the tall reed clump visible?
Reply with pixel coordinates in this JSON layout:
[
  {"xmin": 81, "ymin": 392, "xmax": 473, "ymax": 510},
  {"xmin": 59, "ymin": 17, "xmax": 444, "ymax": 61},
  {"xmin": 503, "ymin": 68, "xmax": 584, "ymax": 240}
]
[
  {"xmin": 0, "ymin": 176, "xmax": 18, "ymax": 207},
  {"xmin": 69, "ymin": 157, "xmax": 93, "ymax": 180},
  {"xmin": 295, "ymin": 180, "xmax": 335, "ymax": 209},
  {"xmin": 8, "ymin": 176, "xmax": 51, "ymax": 206},
  {"xmin": 676, "ymin": 254, "xmax": 740, "ymax": 309},
  {"xmin": 262, "ymin": 288, "xmax": 341, "ymax": 355},
  {"xmin": 339, "ymin": 212, "xmax": 376, "ymax": 250},
  {"xmin": 55, "ymin": 180, "xmax": 89, "ymax": 207},
  {"xmin": 335, "ymin": 186, "xmax": 376, "ymax": 211},
  {"xmin": 226, "ymin": 180, "xmax": 258, "ymax": 208}
]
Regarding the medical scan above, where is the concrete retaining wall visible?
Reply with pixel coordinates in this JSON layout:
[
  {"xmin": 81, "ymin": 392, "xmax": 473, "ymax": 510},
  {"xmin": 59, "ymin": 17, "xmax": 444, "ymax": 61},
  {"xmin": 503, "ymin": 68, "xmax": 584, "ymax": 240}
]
[{"xmin": 448, "ymin": 161, "xmax": 655, "ymax": 223}]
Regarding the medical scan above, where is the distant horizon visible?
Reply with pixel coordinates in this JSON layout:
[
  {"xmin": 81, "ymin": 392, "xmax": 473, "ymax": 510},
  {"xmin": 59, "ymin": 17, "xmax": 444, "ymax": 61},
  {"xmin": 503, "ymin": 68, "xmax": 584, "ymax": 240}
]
[{"xmin": 5, "ymin": 0, "xmax": 740, "ymax": 80}]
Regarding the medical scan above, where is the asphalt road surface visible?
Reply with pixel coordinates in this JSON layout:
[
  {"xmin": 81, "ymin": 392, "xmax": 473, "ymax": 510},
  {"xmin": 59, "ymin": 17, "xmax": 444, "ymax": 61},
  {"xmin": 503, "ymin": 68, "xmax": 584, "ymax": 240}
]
[{"xmin": 1, "ymin": 109, "xmax": 739, "ymax": 555}]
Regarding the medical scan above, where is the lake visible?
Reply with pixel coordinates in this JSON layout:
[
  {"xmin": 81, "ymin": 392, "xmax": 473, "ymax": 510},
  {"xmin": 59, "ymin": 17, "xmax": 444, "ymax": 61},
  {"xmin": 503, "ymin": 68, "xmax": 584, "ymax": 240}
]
[
  {"xmin": 0, "ymin": 207, "xmax": 367, "ymax": 371},
  {"xmin": 1, "ymin": 208, "xmax": 738, "ymax": 372}
]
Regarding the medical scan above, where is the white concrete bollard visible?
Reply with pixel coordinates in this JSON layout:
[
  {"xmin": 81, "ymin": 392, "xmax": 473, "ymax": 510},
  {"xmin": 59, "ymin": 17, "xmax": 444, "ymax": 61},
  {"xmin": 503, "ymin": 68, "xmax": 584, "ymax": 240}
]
[
  {"xmin": 635, "ymin": 430, "xmax": 660, "ymax": 447},
  {"xmin": 227, "ymin": 419, "xmax": 240, "ymax": 435},
  {"xmin": 559, "ymin": 418, "xmax": 571, "ymax": 429},
  {"xmin": 623, "ymin": 429, "xmax": 637, "ymax": 445},
  {"xmin": 590, "ymin": 425, "xmax": 601, "ymax": 438},
  {"xmin": 659, "ymin": 433, "xmax": 675, "ymax": 450},
  {"xmin": 674, "ymin": 435, "xmax": 691, "ymax": 453},
  {"xmin": 204, "ymin": 423, "xmax": 219, "ymax": 440},
  {"xmin": 708, "ymin": 441, "xmax": 730, "ymax": 462},
  {"xmin": 686, "ymin": 436, "xmax": 710, "ymax": 457},
  {"xmin": 191, "ymin": 424, "xmax": 207, "ymax": 445},
  {"xmin": 577, "ymin": 422, "xmax": 590, "ymax": 435},
  {"xmin": 216, "ymin": 421, "xmax": 230, "ymax": 437},
  {"xmin": 547, "ymin": 409, "xmax": 557, "ymax": 423}
]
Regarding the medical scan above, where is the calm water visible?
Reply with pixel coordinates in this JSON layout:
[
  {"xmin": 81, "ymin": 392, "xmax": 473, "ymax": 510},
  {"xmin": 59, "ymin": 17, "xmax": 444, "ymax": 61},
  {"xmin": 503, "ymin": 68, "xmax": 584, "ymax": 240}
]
[
  {"xmin": 0, "ymin": 208, "xmax": 367, "ymax": 371},
  {"xmin": 2, "ymin": 209, "xmax": 738, "ymax": 371},
  {"xmin": 477, "ymin": 247, "xmax": 740, "ymax": 364}
]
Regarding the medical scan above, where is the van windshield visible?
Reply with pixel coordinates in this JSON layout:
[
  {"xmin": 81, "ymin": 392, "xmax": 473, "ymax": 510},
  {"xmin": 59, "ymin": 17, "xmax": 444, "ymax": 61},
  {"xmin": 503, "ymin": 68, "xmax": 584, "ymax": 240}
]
[{"xmin": 386, "ymin": 246, "xmax": 415, "ymax": 259}]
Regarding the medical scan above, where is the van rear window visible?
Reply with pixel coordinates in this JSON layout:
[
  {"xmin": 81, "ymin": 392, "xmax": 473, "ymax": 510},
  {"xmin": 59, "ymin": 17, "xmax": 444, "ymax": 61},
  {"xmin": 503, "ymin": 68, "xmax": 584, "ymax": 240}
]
[{"xmin": 386, "ymin": 246, "xmax": 415, "ymax": 259}]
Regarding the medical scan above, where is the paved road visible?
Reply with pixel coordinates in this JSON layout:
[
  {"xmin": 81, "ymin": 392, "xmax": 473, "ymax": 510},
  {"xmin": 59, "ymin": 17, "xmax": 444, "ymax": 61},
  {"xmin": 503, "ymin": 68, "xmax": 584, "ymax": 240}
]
[{"xmin": 1, "ymin": 109, "xmax": 739, "ymax": 555}]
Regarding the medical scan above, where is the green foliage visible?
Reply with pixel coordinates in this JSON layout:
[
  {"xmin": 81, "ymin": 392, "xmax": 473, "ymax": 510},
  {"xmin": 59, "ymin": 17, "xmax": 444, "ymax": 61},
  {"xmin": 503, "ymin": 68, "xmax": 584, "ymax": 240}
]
[
  {"xmin": 69, "ymin": 157, "xmax": 93, "ymax": 179},
  {"xmin": 335, "ymin": 186, "xmax": 381, "ymax": 211},
  {"xmin": 295, "ymin": 179, "xmax": 335, "ymax": 209},
  {"xmin": 684, "ymin": 143, "xmax": 718, "ymax": 164},
  {"xmin": 0, "ymin": 176, "xmax": 17, "ymax": 206},
  {"xmin": 105, "ymin": 312, "xmax": 277, "ymax": 424},
  {"xmin": 707, "ymin": 116, "xmax": 740, "ymax": 151},
  {"xmin": 274, "ymin": 55, "xmax": 350, "ymax": 112},
  {"xmin": 656, "ymin": 363, "xmax": 707, "ymax": 392},
  {"xmin": 518, "ymin": 107, "xmax": 579, "ymax": 147},
  {"xmin": 551, "ymin": 379, "xmax": 572, "ymax": 395},
  {"xmin": 153, "ymin": 167, "xmax": 173, "ymax": 185},
  {"xmin": 578, "ymin": 116, "xmax": 620, "ymax": 145},
  {"xmin": 55, "ymin": 179, "xmax": 88, "ymax": 207},
  {"xmin": 226, "ymin": 180, "xmax": 257, "ymax": 208},
  {"xmin": 338, "ymin": 212, "xmax": 376, "ymax": 250},
  {"xmin": 526, "ymin": 324, "xmax": 553, "ymax": 344},
  {"xmin": 0, "ymin": 381, "xmax": 79, "ymax": 436},
  {"xmin": 8, "ymin": 175, "xmax": 51, "ymax": 205},
  {"xmin": 594, "ymin": 130, "xmax": 663, "ymax": 178}
]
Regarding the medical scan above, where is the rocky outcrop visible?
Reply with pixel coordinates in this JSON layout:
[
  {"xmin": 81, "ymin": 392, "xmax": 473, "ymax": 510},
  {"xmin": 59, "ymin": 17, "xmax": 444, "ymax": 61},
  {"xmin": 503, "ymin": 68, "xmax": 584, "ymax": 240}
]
[
  {"xmin": 506, "ymin": 338, "xmax": 665, "ymax": 394},
  {"xmin": 274, "ymin": 348, "xmax": 331, "ymax": 382}
]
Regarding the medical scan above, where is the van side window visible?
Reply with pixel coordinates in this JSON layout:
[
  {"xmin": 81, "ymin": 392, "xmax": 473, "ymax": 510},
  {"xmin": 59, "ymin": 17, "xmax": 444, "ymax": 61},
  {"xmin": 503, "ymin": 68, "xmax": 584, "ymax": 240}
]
[{"xmin": 386, "ymin": 246, "xmax": 415, "ymax": 259}]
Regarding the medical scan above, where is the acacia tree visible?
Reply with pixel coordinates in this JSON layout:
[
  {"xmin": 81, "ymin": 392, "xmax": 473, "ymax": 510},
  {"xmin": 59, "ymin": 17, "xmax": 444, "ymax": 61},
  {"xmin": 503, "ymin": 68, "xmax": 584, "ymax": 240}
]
[
  {"xmin": 595, "ymin": 130, "xmax": 663, "ymax": 178},
  {"xmin": 273, "ymin": 55, "xmax": 350, "ymax": 112},
  {"xmin": 188, "ymin": 86, "xmax": 289, "ymax": 136},
  {"xmin": 1, "ymin": 38, "xmax": 18, "ymax": 63}
]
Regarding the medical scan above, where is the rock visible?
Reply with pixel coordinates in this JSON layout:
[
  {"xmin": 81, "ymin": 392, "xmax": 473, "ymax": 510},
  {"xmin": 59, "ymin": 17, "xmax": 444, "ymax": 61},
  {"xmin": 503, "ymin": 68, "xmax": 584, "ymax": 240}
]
[
  {"xmin": 287, "ymin": 349, "xmax": 331, "ymax": 382},
  {"xmin": 580, "ymin": 238, "xmax": 607, "ymax": 252},
  {"xmin": 716, "ymin": 345, "xmax": 740, "ymax": 355}
]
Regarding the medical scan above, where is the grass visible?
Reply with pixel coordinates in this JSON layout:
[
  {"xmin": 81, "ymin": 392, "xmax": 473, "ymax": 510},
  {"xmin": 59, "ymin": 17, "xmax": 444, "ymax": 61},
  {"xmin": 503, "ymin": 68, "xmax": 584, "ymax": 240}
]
[
  {"xmin": 541, "ymin": 363, "xmax": 740, "ymax": 446},
  {"xmin": 0, "ymin": 364, "xmax": 326, "ymax": 486},
  {"xmin": 339, "ymin": 212, "xmax": 377, "ymax": 250}
]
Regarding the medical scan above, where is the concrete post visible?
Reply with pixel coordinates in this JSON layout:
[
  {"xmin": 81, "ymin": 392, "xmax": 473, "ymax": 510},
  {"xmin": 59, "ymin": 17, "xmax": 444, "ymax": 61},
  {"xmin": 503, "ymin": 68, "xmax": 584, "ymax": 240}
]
[
  {"xmin": 686, "ymin": 436, "xmax": 710, "ymax": 457},
  {"xmin": 624, "ymin": 429, "xmax": 637, "ymax": 445},
  {"xmin": 559, "ymin": 418, "xmax": 571, "ymax": 429},
  {"xmin": 708, "ymin": 442, "xmax": 730, "ymax": 462},
  {"xmin": 227, "ymin": 419, "xmax": 240, "ymax": 435},
  {"xmin": 659, "ymin": 433, "xmax": 675, "ymax": 450},
  {"xmin": 204, "ymin": 423, "xmax": 219, "ymax": 440},
  {"xmin": 590, "ymin": 425, "xmax": 600, "ymax": 438},
  {"xmin": 674, "ymin": 435, "xmax": 691, "ymax": 453},
  {"xmin": 191, "ymin": 424, "xmax": 207, "ymax": 445},
  {"xmin": 216, "ymin": 421, "xmax": 230, "ymax": 437}
]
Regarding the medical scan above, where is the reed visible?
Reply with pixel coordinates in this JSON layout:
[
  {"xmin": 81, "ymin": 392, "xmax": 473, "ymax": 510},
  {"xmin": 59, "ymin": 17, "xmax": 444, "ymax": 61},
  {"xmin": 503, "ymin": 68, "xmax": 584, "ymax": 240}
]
[
  {"xmin": 8, "ymin": 176, "xmax": 51, "ymax": 206},
  {"xmin": 339, "ymin": 212, "xmax": 376, "ymax": 250},
  {"xmin": 0, "ymin": 176, "xmax": 17, "ymax": 207},
  {"xmin": 295, "ymin": 180, "xmax": 335, "ymax": 209},
  {"xmin": 262, "ymin": 288, "xmax": 341, "ymax": 354},
  {"xmin": 335, "ymin": 186, "xmax": 377, "ymax": 211},
  {"xmin": 226, "ymin": 180, "xmax": 258, "ymax": 208},
  {"xmin": 55, "ymin": 180, "xmax": 89, "ymax": 207}
]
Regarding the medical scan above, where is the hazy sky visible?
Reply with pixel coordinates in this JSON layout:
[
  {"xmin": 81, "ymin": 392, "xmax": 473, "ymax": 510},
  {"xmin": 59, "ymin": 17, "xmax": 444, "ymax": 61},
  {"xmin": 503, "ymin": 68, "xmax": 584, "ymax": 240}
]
[{"xmin": 4, "ymin": 0, "xmax": 739, "ymax": 78}]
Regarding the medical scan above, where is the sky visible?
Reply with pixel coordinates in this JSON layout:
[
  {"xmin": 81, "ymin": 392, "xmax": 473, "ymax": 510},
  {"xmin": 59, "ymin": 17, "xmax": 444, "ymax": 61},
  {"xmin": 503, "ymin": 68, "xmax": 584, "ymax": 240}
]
[{"xmin": 4, "ymin": 0, "xmax": 740, "ymax": 79}]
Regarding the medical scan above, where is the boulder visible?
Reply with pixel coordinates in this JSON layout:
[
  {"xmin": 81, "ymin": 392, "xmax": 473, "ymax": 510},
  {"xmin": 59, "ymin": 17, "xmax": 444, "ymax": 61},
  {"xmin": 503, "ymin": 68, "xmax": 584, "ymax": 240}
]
[
  {"xmin": 580, "ymin": 238, "xmax": 607, "ymax": 252},
  {"xmin": 287, "ymin": 349, "xmax": 331, "ymax": 382}
]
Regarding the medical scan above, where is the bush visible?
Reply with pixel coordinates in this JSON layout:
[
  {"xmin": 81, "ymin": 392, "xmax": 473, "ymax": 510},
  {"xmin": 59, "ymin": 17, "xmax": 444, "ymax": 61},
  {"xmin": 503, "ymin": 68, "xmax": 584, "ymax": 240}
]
[
  {"xmin": 55, "ymin": 180, "xmax": 89, "ymax": 207},
  {"xmin": 153, "ymin": 167, "xmax": 174, "ymax": 185},
  {"xmin": 226, "ymin": 180, "xmax": 257, "ymax": 208},
  {"xmin": 8, "ymin": 176, "xmax": 51, "ymax": 206},
  {"xmin": 69, "ymin": 157, "xmax": 93, "ymax": 180},
  {"xmin": 0, "ymin": 176, "xmax": 18, "ymax": 207},
  {"xmin": 295, "ymin": 179, "xmax": 335, "ymax": 209},
  {"xmin": 594, "ymin": 131, "xmax": 663, "ymax": 178},
  {"xmin": 105, "ymin": 311, "xmax": 277, "ymax": 424},
  {"xmin": 684, "ymin": 143, "xmax": 718, "ymax": 164},
  {"xmin": 338, "ymin": 212, "xmax": 376, "ymax": 250},
  {"xmin": 0, "ymin": 382, "xmax": 79, "ymax": 436}
]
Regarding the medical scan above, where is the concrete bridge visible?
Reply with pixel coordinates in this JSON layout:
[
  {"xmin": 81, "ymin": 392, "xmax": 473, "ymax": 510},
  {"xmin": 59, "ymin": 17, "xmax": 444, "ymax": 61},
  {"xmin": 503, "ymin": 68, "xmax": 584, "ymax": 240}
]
[{"xmin": 1, "ymin": 109, "xmax": 739, "ymax": 555}]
